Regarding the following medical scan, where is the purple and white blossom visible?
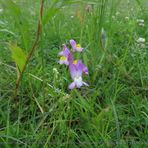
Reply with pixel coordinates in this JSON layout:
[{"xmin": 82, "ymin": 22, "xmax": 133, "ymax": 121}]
[
  {"xmin": 68, "ymin": 60, "xmax": 88, "ymax": 89},
  {"xmin": 70, "ymin": 39, "xmax": 83, "ymax": 52},
  {"xmin": 58, "ymin": 44, "xmax": 70, "ymax": 56},
  {"xmin": 58, "ymin": 44, "xmax": 73, "ymax": 65},
  {"xmin": 75, "ymin": 60, "xmax": 88, "ymax": 75},
  {"xmin": 58, "ymin": 41, "xmax": 89, "ymax": 90}
]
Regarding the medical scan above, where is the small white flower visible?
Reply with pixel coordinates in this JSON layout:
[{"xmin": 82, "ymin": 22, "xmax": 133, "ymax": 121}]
[
  {"xmin": 116, "ymin": 12, "xmax": 120, "ymax": 16},
  {"xmin": 125, "ymin": 16, "xmax": 129, "ymax": 20},
  {"xmin": 112, "ymin": 16, "xmax": 115, "ymax": 20},
  {"xmin": 0, "ymin": 9, "xmax": 3, "ymax": 13},
  {"xmin": 137, "ymin": 19, "xmax": 145, "ymax": 27},
  {"xmin": 137, "ymin": 19, "xmax": 144, "ymax": 23},
  {"xmin": 53, "ymin": 68, "xmax": 59, "ymax": 79},
  {"xmin": 136, "ymin": 37, "xmax": 145, "ymax": 43},
  {"xmin": 70, "ymin": 16, "xmax": 74, "ymax": 18},
  {"xmin": 139, "ymin": 23, "xmax": 144, "ymax": 27},
  {"xmin": 53, "ymin": 68, "xmax": 58, "ymax": 73}
]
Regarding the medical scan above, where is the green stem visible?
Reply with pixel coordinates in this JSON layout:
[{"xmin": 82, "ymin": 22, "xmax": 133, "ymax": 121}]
[{"xmin": 14, "ymin": 0, "xmax": 45, "ymax": 98}]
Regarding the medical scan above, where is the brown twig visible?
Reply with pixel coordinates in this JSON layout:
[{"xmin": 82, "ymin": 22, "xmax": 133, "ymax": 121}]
[{"xmin": 14, "ymin": 0, "xmax": 45, "ymax": 98}]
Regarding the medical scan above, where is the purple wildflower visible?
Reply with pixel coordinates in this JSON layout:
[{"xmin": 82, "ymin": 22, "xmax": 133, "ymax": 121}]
[
  {"xmin": 58, "ymin": 44, "xmax": 73, "ymax": 65},
  {"xmin": 68, "ymin": 60, "xmax": 89, "ymax": 89},
  {"xmin": 76, "ymin": 60, "xmax": 88, "ymax": 75},
  {"xmin": 58, "ymin": 44, "xmax": 70, "ymax": 56},
  {"xmin": 70, "ymin": 39, "xmax": 83, "ymax": 52}
]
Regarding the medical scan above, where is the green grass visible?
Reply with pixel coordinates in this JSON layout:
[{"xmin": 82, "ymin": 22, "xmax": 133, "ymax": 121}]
[{"xmin": 0, "ymin": 0, "xmax": 148, "ymax": 147}]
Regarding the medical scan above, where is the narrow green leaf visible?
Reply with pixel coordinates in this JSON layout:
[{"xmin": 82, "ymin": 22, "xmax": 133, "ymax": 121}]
[
  {"xmin": 83, "ymin": 52, "xmax": 89, "ymax": 67},
  {"xmin": 8, "ymin": 43, "xmax": 27, "ymax": 72},
  {"xmin": 0, "ymin": 29, "xmax": 16, "ymax": 37},
  {"xmin": 43, "ymin": 7, "xmax": 59, "ymax": 25}
]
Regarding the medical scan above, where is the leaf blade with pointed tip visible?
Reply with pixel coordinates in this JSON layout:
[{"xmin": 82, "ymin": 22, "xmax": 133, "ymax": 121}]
[{"xmin": 8, "ymin": 43, "xmax": 27, "ymax": 72}]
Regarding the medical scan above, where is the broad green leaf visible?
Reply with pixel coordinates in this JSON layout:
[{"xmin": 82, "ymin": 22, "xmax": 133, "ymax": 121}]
[{"xmin": 8, "ymin": 43, "xmax": 27, "ymax": 72}]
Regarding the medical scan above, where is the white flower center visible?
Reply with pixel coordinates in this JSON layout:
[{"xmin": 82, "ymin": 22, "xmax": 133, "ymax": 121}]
[{"xmin": 74, "ymin": 76, "xmax": 83, "ymax": 88}]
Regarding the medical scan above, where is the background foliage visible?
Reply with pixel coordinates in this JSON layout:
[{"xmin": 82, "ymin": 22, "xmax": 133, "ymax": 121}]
[{"xmin": 0, "ymin": 0, "xmax": 148, "ymax": 147}]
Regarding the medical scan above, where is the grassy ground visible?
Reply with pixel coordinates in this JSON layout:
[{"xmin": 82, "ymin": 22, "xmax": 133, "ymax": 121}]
[{"xmin": 0, "ymin": 0, "xmax": 148, "ymax": 147}]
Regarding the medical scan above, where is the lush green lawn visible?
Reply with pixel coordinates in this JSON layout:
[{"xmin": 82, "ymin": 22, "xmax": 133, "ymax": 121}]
[{"xmin": 0, "ymin": 0, "xmax": 148, "ymax": 147}]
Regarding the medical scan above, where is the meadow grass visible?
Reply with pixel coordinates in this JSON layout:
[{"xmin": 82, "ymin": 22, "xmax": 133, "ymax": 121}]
[{"xmin": 0, "ymin": 0, "xmax": 148, "ymax": 147}]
